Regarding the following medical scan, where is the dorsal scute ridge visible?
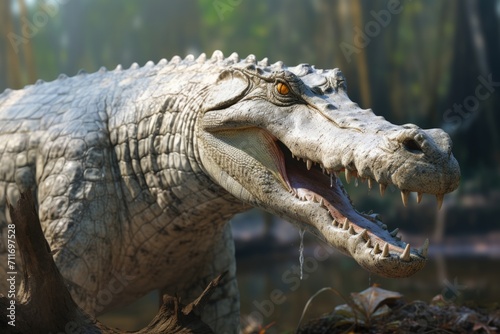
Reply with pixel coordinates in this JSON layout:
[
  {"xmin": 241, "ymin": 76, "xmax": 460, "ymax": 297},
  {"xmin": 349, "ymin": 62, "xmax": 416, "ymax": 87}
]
[
  {"xmin": 287, "ymin": 63, "xmax": 313, "ymax": 76},
  {"xmin": 196, "ymin": 53, "xmax": 206, "ymax": 63},
  {"xmin": 4, "ymin": 51, "xmax": 329, "ymax": 94},
  {"xmin": 270, "ymin": 60, "xmax": 284, "ymax": 71},
  {"xmin": 170, "ymin": 55, "xmax": 182, "ymax": 64},
  {"xmin": 245, "ymin": 54, "xmax": 256, "ymax": 64},
  {"xmin": 210, "ymin": 50, "xmax": 224, "ymax": 63},
  {"xmin": 224, "ymin": 52, "xmax": 239, "ymax": 65}
]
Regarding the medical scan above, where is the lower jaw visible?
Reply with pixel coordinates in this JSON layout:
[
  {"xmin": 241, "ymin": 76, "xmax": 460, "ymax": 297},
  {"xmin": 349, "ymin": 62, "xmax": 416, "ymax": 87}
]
[{"xmin": 282, "ymin": 156, "xmax": 426, "ymax": 278}]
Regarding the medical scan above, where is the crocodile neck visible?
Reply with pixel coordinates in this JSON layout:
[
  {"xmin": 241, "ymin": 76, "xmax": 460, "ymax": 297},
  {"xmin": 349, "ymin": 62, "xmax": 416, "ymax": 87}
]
[{"xmin": 103, "ymin": 66, "xmax": 248, "ymax": 289}]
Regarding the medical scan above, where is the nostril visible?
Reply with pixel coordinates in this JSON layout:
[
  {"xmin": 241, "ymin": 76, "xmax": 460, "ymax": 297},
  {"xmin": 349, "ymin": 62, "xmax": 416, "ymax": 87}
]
[{"xmin": 402, "ymin": 138, "xmax": 423, "ymax": 153}]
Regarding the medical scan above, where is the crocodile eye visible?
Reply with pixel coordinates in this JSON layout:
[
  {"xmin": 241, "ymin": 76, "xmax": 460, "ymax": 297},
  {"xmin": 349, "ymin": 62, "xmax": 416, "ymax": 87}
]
[{"xmin": 276, "ymin": 82, "xmax": 290, "ymax": 95}]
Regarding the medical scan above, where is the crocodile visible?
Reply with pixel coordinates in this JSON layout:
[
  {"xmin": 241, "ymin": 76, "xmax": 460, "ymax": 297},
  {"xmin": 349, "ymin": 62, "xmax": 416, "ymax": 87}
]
[{"xmin": 0, "ymin": 51, "xmax": 460, "ymax": 333}]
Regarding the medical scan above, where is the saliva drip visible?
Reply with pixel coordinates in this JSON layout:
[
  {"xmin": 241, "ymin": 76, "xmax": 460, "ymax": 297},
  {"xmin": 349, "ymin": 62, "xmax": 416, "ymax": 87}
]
[{"xmin": 299, "ymin": 229, "xmax": 305, "ymax": 280}]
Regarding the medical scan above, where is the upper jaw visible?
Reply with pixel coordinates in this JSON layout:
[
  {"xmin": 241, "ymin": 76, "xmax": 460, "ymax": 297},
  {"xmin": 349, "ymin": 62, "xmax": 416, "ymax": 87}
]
[{"xmin": 281, "ymin": 125, "xmax": 460, "ymax": 208}]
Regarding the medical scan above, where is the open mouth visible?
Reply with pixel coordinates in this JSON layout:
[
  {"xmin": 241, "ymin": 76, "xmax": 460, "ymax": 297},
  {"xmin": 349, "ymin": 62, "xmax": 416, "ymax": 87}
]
[
  {"xmin": 272, "ymin": 138, "xmax": 428, "ymax": 278},
  {"xmin": 210, "ymin": 126, "xmax": 429, "ymax": 277}
]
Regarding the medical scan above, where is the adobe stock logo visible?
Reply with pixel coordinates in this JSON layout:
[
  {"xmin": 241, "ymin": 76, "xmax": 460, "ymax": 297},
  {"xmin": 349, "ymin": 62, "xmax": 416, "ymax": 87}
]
[
  {"xmin": 341, "ymin": 0, "xmax": 410, "ymax": 63},
  {"xmin": 213, "ymin": 0, "xmax": 242, "ymax": 21},
  {"xmin": 241, "ymin": 244, "xmax": 336, "ymax": 328},
  {"xmin": 442, "ymin": 74, "xmax": 500, "ymax": 132},
  {"xmin": 8, "ymin": 0, "xmax": 69, "ymax": 54}
]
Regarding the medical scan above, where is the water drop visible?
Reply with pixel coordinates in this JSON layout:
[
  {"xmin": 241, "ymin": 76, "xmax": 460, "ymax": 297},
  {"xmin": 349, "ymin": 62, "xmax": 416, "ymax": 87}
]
[{"xmin": 299, "ymin": 229, "xmax": 305, "ymax": 280}]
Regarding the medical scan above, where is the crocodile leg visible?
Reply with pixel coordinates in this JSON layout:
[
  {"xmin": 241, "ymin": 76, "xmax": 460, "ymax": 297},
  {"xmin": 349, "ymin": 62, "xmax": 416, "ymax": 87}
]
[
  {"xmin": 36, "ymin": 136, "xmax": 123, "ymax": 314},
  {"xmin": 162, "ymin": 223, "xmax": 240, "ymax": 334}
]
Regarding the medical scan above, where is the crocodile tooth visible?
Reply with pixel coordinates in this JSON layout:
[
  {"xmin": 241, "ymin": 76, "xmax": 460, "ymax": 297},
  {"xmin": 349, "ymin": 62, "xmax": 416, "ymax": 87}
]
[
  {"xmin": 296, "ymin": 156, "xmax": 300, "ymax": 161},
  {"xmin": 436, "ymin": 194, "xmax": 444, "ymax": 210},
  {"xmin": 364, "ymin": 239, "xmax": 372, "ymax": 248},
  {"xmin": 345, "ymin": 169, "xmax": 351, "ymax": 183},
  {"xmin": 343, "ymin": 219, "xmax": 349, "ymax": 230},
  {"xmin": 401, "ymin": 190, "xmax": 409, "ymax": 207},
  {"xmin": 306, "ymin": 159, "xmax": 312, "ymax": 170},
  {"xmin": 419, "ymin": 238, "xmax": 429, "ymax": 257},
  {"xmin": 379, "ymin": 183, "xmax": 387, "ymax": 196},
  {"xmin": 367, "ymin": 178, "xmax": 373, "ymax": 190},
  {"xmin": 291, "ymin": 153, "xmax": 295, "ymax": 159},
  {"xmin": 400, "ymin": 244, "xmax": 411, "ymax": 262},
  {"xmin": 332, "ymin": 219, "xmax": 339, "ymax": 227},
  {"xmin": 417, "ymin": 192, "xmax": 423, "ymax": 204},
  {"xmin": 330, "ymin": 174, "xmax": 333, "ymax": 188},
  {"xmin": 348, "ymin": 225, "xmax": 356, "ymax": 235},
  {"xmin": 381, "ymin": 243, "xmax": 390, "ymax": 257},
  {"xmin": 358, "ymin": 229, "xmax": 368, "ymax": 241},
  {"xmin": 319, "ymin": 198, "xmax": 324, "ymax": 206},
  {"xmin": 373, "ymin": 243, "xmax": 382, "ymax": 254},
  {"xmin": 390, "ymin": 228, "xmax": 400, "ymax": 237}
]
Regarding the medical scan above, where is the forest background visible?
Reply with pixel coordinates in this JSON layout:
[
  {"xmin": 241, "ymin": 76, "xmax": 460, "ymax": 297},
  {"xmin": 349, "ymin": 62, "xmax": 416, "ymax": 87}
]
[{"xmin": 1, "ymin": 0, "xmax": 499, "ymax": 331}]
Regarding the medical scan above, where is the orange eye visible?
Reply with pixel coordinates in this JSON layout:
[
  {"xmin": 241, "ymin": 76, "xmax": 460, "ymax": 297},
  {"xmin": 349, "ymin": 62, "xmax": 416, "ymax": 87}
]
[{"xmin": 276, "ymin": 82, "xmax": 290, "ymax": 95}]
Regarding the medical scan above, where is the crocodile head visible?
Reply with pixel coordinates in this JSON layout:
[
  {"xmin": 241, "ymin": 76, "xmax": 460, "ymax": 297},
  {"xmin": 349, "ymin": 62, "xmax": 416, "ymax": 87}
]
[{"xmin": 197, "ymin": 52, "xmax": 460, "ymax": 278}]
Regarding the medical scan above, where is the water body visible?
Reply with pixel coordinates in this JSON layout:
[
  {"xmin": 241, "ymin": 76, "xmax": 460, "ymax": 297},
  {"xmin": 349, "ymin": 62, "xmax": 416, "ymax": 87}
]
[
  {"xmin": 237, "ymin": 248, "xmax": 500, "ymax": 332},
  {"xmin": 100, "ymin": 242, "xmax": 500, "ymax": 331}
]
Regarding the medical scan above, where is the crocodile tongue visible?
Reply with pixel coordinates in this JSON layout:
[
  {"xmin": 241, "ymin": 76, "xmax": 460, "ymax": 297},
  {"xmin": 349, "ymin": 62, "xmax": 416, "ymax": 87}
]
[{"xmin": 280, "ymin": 142, "xmax": 427, "ymax": 278}]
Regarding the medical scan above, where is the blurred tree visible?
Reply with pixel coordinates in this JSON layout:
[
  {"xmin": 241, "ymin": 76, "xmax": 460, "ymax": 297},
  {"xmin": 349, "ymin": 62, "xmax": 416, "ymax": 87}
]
[
  {"xmin": 17, "ymin": 0, "xmax": 37, "ymax": 83},
  {"xmin": 0, "ymin": 0, "xmax": 498, "ymax": 179},
  {"xmin": 1, "ymin": 0, "xmax": 22, "ymax": 89}
]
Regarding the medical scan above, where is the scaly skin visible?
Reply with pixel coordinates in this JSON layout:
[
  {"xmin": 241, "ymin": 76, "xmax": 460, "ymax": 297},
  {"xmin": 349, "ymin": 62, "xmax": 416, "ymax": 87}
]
[{"xmin": 0, "ymin": 51, "xmax": 460, "ymax": 333}]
